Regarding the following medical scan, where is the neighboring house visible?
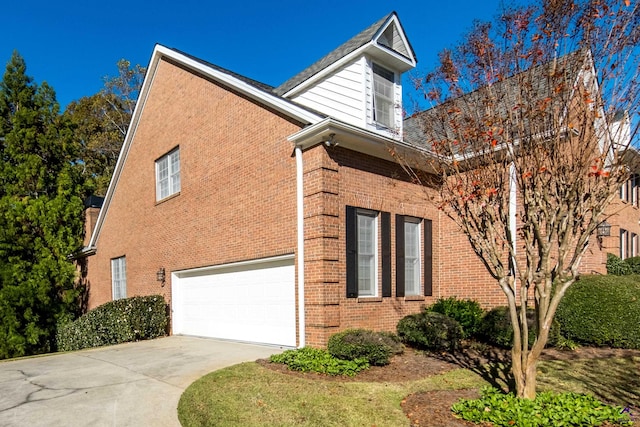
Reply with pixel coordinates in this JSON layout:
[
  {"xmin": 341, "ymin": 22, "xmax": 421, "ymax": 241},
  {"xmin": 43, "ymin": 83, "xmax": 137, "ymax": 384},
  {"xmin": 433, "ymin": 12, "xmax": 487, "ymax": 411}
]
[{"xmin": 80, "ymin": 12, "xmax": 630, "ymax": 348}]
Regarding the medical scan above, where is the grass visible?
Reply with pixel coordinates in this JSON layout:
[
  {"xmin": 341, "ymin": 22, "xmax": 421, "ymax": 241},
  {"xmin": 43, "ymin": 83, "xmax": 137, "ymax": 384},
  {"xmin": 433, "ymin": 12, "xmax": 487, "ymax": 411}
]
[
  {"xmin": 178, "ymin": 355, "xmax": 640, "ymax": 427},
  {"xmin": 178, "ymin": 362, "xmax": 485, "ymax": 426}
]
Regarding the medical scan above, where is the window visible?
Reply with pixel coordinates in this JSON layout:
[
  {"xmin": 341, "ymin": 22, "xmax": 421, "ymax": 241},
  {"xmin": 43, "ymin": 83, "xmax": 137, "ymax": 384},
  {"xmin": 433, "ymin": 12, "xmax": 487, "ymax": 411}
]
[
  {"xmin": 111, "ymin": 256, "xmax": 127, "ymax": 300},
  {"xmin": 396, "ymin": 215, "xmax": 433, "ymax": 297},
  {"xmin": 346, "ymin": 207, "xmax": 391, "ymax": 298},
  {"xmin": 156, "ymin": 148, "xmax": 181, "ymax": 200},
  {"xmin": 357, "ymin": 210, "xmax": 378, "ymax": 296},
  {"xmin": 620, "ymin": 174, "xmax": 639, "ymax": 207},
  {"xmin": 372, "ymin": 63, "xmax": 395, "ymax": 128},
  {"xmin": 621, "ymin": 229, "xmax": 629, "ymax": 259},
  {"xmin": 633, "ymin": 233, "xmax": 638, "ymax": 257}
]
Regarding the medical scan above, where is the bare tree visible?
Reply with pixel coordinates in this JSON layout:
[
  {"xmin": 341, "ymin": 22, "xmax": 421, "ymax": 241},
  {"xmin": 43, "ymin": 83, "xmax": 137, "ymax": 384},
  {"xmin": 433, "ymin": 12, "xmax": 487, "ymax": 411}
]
[{"xmin": 398, "ymin": 0, "xmax": 639, "ymax": 398}]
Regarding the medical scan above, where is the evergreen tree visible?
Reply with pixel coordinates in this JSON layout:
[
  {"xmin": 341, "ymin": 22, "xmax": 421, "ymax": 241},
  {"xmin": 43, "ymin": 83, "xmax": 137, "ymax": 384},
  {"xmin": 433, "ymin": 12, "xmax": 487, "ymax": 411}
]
[{"xmin": 0, "ymin": 51, "xmax": 85, "ymax": 359}]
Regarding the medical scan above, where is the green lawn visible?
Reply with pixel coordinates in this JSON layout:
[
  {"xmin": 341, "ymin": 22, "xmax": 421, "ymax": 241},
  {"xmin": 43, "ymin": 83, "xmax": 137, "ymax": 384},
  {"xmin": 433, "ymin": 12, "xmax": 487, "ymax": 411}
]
[{"xmin": 178, "ymin": 356, "xmax": 640, "ymax": 427}]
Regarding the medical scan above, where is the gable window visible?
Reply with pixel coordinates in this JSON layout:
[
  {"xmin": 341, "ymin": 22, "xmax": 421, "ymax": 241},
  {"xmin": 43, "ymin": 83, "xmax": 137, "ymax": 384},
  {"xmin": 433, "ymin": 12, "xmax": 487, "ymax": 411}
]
[
  {"xmin": 346, "ymin": 207, "xmax": 391, "ymax": 298},
  {"xmin": 156, "ymin": 148, "xmax": 181, "ymax": 201},
  {"xmin": 396, "ymin": 215, "xmax": 433, "ymax": 297},
  {"xmin": 111, "ymin": 256, "xmax": 127, "ymax": 300},
  {"xmin": 372, "ymin": 63, "xmax": 395, "ymax": 129}
]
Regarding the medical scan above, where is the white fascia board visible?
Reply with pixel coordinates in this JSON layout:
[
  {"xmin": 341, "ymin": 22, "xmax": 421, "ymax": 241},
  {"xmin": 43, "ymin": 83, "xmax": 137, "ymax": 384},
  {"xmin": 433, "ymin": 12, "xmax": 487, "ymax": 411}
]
[
  {"xmin": 85, "ymin": 47, "xmax": 162, "ymax": 250},
  {"xmin": 154, "ymin": 46, "xmax": 323, "ymax": 125}
]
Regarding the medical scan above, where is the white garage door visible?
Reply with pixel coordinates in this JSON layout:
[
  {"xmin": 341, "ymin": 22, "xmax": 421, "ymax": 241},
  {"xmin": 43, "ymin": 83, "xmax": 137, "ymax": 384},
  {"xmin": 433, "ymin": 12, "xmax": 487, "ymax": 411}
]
[{"xmin": 172, "ymin": 256, "xmax": 296, "ymax": 347}]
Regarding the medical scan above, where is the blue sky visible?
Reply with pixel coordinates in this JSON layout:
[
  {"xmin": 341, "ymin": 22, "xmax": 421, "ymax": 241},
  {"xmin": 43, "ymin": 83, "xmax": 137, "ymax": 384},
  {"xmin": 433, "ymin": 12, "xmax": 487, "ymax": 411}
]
[{"xmin": 1, "ymin": 0, "xmax": 510, "ymax": 110}]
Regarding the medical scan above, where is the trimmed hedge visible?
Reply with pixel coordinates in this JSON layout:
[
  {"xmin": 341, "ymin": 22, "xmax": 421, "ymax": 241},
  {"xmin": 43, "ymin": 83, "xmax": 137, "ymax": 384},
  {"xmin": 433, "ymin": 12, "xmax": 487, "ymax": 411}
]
[
  {"xmin": 607, "ymin": 253, "xmax": 640, "ymax": 275},
  {"xmin": 327, "ymin": 329, "xmax": 403, "ymax": 366},
  {"xmin": 56, "ymin": 295, "xmax": 168, "ymax": 352},
  {"xmin": 428, "ymin": 297, "xmax": 485, "ymax": 338},
  {"xmin": 555, "ymin": 275, "xmax": 640, "ymax": 349},
  {"xmin": 477, "ymin": 306, "xmax": 537, "ymax": 348},
  {"xmin": 397, "ymin": 311, "xmax": 463, "ymax": 351}
]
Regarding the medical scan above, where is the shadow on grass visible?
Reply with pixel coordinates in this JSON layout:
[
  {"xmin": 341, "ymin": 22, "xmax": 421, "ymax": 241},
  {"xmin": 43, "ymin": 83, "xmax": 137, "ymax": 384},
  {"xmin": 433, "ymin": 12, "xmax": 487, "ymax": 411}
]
[{"xmin": 430, "ymin": 343, "xmax": 515, "ymax": 393}]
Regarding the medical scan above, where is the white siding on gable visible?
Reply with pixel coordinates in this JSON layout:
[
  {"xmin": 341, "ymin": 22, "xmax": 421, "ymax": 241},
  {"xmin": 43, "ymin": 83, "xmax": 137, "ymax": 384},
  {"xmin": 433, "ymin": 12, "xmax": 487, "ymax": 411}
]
[{"xmin": 291, "ymin": 58, "xmax": 366, "ymax": 127}]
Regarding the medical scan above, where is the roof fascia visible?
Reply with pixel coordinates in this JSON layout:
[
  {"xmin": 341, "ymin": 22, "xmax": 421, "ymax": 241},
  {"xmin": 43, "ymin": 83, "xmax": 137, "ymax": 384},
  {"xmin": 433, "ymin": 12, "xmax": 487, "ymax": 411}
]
[{"xmin": 85, "ymin": 45, "xmax": 323, "ymax": 252}]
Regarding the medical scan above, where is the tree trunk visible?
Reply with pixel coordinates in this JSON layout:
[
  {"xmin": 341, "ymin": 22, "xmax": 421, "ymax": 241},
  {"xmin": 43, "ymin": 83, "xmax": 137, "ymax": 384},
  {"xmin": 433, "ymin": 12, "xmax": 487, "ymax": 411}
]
[{"xmin": 512, "ymin": 347, "xmax": 538, "ymax": 399}]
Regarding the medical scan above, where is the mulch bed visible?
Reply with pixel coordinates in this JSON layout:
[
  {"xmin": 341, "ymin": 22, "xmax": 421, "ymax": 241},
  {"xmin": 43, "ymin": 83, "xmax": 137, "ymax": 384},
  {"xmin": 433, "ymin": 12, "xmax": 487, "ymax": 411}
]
[{"xmin": 258, "ymin": 344, "xmax": 640, "ymax": 426}]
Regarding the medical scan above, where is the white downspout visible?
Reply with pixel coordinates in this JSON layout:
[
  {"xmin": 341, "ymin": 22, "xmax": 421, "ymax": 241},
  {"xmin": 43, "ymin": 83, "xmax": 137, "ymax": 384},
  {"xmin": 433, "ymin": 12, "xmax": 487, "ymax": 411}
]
[
  {"xmin": 295, "ymin": 146, "xmax": 305, "ymax": 348},
  {"xmin": 509, "ymin": 162, "xmax": 518, "ymax": 296}
]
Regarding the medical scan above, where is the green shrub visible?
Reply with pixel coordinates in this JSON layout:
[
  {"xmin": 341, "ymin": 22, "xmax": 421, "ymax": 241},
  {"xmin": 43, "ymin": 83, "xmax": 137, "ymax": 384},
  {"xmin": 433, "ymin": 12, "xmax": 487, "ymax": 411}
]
[
  {"xmin": 477, "ymin": 306, "xmax": 537, "ymax": 348},
  {"xmin": 397, "ymin": 311, "xmax": 463, "ymax": 351},
  {"xmin": 607, "ymin": 253, "xmax": 632, "ymax": 275},
  {"xmin": 327, "ymin": 329, "xmax": 403, "ymax": 366},
  {"xmin": 555, "ymin": 275, "xmax": 640, "ymax": 349},
  {"xmin": 56, "ymin": 295, "xmax": 168, "ymax": 352},
  {"xmin": 269, "ymin": 347, "xmax": 369, "ymax": 376},
  {"xmin": 452, "ymin": 386, "xmax": 632, "ymax": 426},
  {"xmin": 624, "ymin": 256, "xmax": 640, "ymax": 274},
  {"xmin": 428, "ymin": 297, "xmax": 485, "ymax": 338}
]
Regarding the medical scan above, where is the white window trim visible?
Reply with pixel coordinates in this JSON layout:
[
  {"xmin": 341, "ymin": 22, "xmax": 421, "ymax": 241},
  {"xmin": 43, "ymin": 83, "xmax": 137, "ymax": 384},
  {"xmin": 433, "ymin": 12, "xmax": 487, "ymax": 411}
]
[
  {"xmin": 357, "ymin": 209, "xmax": 378, "ymax": 297},
  {"xmin": 111, "ymin": 256, "xmax": 127, "ymax": 300},
  {"xmin": 621, "ymin": 229, "xmax": 628, "ymax": 259},
  {"xmin": 404, "ymin": 219, "xmax": 421, "ymax": 296},
  {"xmin": 156, "ymin": 148, "xmax": 181, "ymax": 201}
]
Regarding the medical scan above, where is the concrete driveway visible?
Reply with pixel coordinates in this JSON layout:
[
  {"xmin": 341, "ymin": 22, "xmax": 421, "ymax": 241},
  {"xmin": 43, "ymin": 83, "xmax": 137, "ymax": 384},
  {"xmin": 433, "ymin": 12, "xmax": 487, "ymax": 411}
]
[{"xmin": 0, "ymin": 336, "xmax": 282, "ymax": 426}]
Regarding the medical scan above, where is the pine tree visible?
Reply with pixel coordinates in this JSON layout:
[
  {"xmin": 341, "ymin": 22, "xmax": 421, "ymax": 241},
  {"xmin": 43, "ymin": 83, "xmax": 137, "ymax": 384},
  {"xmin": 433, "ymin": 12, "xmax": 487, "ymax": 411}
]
[{"xmin": 0, "ymin": 51, "xmax": 85, "ymax": 359}]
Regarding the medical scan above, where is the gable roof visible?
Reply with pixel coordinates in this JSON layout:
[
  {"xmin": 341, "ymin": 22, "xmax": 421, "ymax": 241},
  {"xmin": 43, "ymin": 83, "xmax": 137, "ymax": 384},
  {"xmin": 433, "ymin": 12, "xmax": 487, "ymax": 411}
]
[{"xmin": 274, "ymin": 12, "xmax": 417, "ymax": 97}]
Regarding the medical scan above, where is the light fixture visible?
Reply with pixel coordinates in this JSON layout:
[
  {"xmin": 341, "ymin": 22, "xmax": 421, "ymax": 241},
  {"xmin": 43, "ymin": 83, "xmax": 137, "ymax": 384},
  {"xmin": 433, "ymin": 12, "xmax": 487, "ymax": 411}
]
[
  {"xmin": 596, "ymin": 221, "xmax": 611, "ymax": 239},
  {"xmin": 156, "ymin": 267, "xmax": 166, "ymax": 286}
]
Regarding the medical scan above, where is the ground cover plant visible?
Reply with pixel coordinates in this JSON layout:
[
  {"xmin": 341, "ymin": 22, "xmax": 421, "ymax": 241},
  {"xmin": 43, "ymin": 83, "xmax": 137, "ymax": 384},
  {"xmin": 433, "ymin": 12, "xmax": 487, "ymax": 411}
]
[
  {"xmin": 452, "ymin": 386, "xmax": 632, "ymax": 426},
  {"xmin": 269, "ymin": 347, "xmax": 370, "ymax": 376}
]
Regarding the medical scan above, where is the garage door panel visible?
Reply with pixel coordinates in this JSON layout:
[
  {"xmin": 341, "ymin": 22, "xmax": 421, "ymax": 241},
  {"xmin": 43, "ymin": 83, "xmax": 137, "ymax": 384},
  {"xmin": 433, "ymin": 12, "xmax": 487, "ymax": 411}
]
[{"xmin": 172, "ymin": 258, "xmax": 296, "ymax": 347}]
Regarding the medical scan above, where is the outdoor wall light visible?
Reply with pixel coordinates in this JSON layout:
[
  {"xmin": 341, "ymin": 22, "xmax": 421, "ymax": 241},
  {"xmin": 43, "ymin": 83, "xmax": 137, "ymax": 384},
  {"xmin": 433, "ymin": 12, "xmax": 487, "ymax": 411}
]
[
  {"xmin": 596, "ymin": 221, "xmax": 611, "ymax": 239},
  {"xmin": 156, "ymin": 267, "xmax": 166, "ymax": 286}
]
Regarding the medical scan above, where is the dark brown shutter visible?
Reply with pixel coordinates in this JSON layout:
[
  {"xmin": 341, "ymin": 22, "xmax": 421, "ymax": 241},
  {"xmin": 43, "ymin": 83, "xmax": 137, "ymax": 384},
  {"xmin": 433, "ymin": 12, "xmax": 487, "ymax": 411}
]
[
  {"xmin": 424, "ymin": 219, "xmax": 433, "ymax": 296},
  {"xmin": 381, "ymin": 212, "xmax": 391, "ymax": 297},
  {"xmin": 346, "ymin": 206, "xmax": 358, "ymax": 298},
  {"xmin": 396, "ymin": 215, "xmax": 405, "ymax": 297}
]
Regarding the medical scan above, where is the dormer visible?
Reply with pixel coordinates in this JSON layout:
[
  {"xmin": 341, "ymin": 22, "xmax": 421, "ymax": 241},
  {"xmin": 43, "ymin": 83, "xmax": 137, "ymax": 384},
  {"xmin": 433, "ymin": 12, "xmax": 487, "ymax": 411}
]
[{"xmin": 274, "ymin": 13, "xmax": 417, "ymax": 140}]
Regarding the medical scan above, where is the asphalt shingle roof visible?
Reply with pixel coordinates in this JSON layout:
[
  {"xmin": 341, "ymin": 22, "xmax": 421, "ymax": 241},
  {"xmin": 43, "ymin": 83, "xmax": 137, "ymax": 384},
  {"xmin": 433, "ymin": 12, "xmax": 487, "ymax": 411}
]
[{"xmin": 273, "ymin": 13, "xmax": 395, "ymax": 96}]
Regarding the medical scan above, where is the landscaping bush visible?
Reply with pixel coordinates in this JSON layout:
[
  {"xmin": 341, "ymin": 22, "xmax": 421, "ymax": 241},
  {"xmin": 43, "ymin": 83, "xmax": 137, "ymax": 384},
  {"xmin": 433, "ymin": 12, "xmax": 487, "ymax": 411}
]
[
  {"xmin": 269, "ymin": 347, "xmax": 369, "ymax": 376},
  {"xmin": 477, "ymin": 306, "xmax": 537, "ymax": 348},
  {"xmin": 428, "ymin": 297, "xmax": 485, "ymax": 339},
  {"xmin": 327, "ymin": 329, "xmax": 403, "ymax": 366},
  {"xmin": 607, "ymin": 253, "xmax": 632, "ymax": 275},
  {"xmin": 397, "ymin": 311, "xmax": 463, "ymax": 351},
  {"xmin": 56, "ymin": 295, "xmax": 168, "ymax": 351},
  {"xmin": 555, "ymin": 275, "xmax": 640, "ymax": 349},
  {"xmin": 452, "ymin": 386, "xmax": 632, "ymax": 427}
]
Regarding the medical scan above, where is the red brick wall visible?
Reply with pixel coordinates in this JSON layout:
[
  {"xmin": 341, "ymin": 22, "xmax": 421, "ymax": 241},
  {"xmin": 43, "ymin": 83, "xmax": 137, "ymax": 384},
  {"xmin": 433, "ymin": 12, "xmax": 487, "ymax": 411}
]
[
  {"xmin": 301, "ymin": 145, "xmax": 504, "ymax": 346},
  {"xmin": 86, "ymin": 58, "xmax": 302, "ymax": 311}
]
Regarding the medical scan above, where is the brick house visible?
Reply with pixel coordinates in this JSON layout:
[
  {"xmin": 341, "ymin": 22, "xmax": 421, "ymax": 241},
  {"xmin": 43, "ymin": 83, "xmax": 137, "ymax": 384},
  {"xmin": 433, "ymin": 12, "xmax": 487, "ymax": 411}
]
[{"xmin": 80, "ymin": 12, "xmax": 633, "ymax": 348}]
